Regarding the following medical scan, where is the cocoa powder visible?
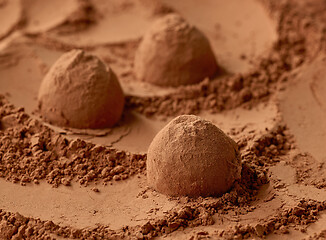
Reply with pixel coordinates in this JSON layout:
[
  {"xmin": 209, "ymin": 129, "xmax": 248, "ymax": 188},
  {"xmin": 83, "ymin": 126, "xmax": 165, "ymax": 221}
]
[
  {"xmin": 125, "ymin": 0, "xmax": 322, "ymax": 118},
  {"xmin": 0, "ymin": 94, "xmax": 306, "ymax": 240},
  {"xmin": 1, "ymin": 0, "xmax": 326, "ymax": 239},
  {"xmin": 0, "ymin": 96, "xmax": 145, "ymax": 187}
]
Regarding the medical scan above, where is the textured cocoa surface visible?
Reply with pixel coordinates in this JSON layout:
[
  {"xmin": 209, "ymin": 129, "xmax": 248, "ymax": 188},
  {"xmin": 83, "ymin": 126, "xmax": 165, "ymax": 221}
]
[
  {"xmin": 134, "ymin": 13, "xmax": 218, "ymax": 87},
  {"xmin": 147, "ymin": 115, "xmax": 241, "ymax": 197},
  {"xmin": 38, "ymin": 49, "xmax": 124, "ymax": 129},
  {"xmin": 1, "ymin": 0, "xmax": 326, "ymax": 239}
]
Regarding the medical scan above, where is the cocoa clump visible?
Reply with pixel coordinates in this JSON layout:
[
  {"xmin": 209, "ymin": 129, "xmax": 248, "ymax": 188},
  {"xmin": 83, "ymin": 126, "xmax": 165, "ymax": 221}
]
[{"xmin": 0, "ymin": 96, "xmax": 146, "ymax": 187}]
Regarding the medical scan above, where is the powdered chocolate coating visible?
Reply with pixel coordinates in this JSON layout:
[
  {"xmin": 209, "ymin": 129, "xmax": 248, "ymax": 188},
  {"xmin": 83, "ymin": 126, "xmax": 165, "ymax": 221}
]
[
  {"xmin": 134, "ymin": 14, "xmax": 218, "ymax": 87},
  {"xmin": 38, "ymin": 49, "xmax": 124, "ymax": 129},
  {"xmin": 147, "ymin": 115, "xmax": 241, "ymax": 197}
]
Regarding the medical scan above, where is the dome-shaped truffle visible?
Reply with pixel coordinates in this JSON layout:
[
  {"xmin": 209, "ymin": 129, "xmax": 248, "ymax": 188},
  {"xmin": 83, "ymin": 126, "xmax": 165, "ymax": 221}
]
[
  {"xmin": 147, "ymin": 115, "xmax": 241, "ymax": 197},
  {"xmin": 134, "ymin": 14, "xmax": 218, "ymax": 87},
  {"xmin": 38, "ymin": 49, "xmax": 124, "ymax": 129}
]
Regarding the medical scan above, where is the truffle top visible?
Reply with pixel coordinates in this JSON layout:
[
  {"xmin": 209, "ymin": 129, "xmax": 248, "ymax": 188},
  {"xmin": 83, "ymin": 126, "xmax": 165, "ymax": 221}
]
[{"xmin": 149, "ymin": 14, "xmax": 193, "ymax": 42}]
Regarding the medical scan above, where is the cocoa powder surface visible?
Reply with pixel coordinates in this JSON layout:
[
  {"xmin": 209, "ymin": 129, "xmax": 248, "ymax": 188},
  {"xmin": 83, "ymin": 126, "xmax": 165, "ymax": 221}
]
[
  {"xmin": 125, "ymin": 0, "xmax": 323, "ymax": 118},
  {"xmin": 1, "ymin": 0, "xmax": 326, "ymax": 239},
  {"xmin": 0, "ymin": 92, "xmax": 319, "ymax": 240}
]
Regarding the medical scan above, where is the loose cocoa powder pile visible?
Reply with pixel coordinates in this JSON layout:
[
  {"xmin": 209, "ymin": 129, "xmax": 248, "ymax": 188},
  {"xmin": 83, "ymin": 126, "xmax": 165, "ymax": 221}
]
[
  {"xmin": 1, "ymin": 0, "xmax": 326, "ymax": 239},
  {"xmin": 239, "ymin": 124, "xmax": 294, "ymax": 168},
  {"xmin": 308, "ymin": 230, "xmax": 326, "ymax": 240},
  {"xmin": 126, "ymin": 0, "xmax": 324, "ymax": 118},
  {"xmin": 0, "ymin": 156, "xmax": 271, "ymax": 239},
  {"xmin": 213, "ymin": 200, "xmax": 326, "ymax": 239},
  {"xmin": 0, "ymin": 95, "xmax": 145, "ymax": 187},
  {"xmin": 1, "ymin": 96, "xmax": 325, "ymax": 239}
]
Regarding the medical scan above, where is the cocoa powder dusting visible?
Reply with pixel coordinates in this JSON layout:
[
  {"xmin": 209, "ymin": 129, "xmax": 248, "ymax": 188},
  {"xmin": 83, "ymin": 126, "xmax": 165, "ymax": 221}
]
[
  {"xmin": 147, "ymin": 115, "xmax": 241, "ymax": 197},
  {"xmin": 0, "ymin": 96, "xmax": 145, "ymax": 187},
  {"xmin": 134, "ymin": 13, "xmax": 218, "ymax": 87},
  {"xmin": 38, "ymin": 49, "xmax": 124, "ymax": 129},
  {"xmin": 1, "ymin": 0, "xmax": 326, "ymax": 239},
  {"xmin": 125, "ymin": 0, "xmax": 322, "ymax": 118}
]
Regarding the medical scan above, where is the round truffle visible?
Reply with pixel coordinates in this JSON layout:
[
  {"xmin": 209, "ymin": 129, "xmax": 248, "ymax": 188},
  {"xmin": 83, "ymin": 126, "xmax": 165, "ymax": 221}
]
[
  {"xmin": 38, "ymin": 49, "xmax": 124, "ymax": 129},
  {"xmin": 147, "ymin": 115, "xmax": 241, "ymax": 197},
  {"xmin": 134, "ymin": 14, "xmax": 218, "ymax": 87}
]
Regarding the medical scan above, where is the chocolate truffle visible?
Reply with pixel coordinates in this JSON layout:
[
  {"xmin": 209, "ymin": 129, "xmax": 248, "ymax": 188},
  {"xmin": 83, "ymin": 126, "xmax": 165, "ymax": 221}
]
[
  {"xmin": 147, "ymin": 115, "xmax": 241, "ymax": 197},
  {"xmin": 38, "ymin": 49, "xmax": 124, "ymax": 129},
  {"xmin": 134, "ymin": 13, "xmax": 218, "ymax": 87}
]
